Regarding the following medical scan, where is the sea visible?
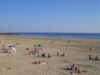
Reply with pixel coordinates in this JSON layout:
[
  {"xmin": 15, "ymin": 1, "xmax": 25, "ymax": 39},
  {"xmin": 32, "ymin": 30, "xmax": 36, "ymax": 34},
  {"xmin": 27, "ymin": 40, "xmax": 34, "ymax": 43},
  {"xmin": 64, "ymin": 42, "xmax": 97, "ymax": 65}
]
[{"xmin": 10, "ymin": 33, "xmax": 100, "ymax": 39}]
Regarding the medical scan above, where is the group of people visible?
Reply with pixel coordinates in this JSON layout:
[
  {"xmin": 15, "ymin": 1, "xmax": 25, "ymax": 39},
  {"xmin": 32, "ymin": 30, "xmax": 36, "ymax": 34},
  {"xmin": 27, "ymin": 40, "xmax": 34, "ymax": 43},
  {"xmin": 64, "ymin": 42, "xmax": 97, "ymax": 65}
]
[
  {"xmin": 0, "ymin": 44, "xmax": 16, "ymax": 53},
  {"xmin": 66, "ymin": 64, "xmax": 81, "ymax": 74},
  {"xmin": 66, "ymin": 64, "xmax": 88, "ymax": 74},
  {"xmin": 89, "ymin": 47, "xmax": 99, "ymax": 61},
  {"xmin": 89, "ymin": 54, "xmax": 99, "ymax": 61},
  {"xmin": 41, "ymin": 53, "xmax": 51, "ymax": 58},
  {"xmin": 57, "ymin": 52, "xmax": 65, "ymax": 57},
  {"xmin": 28, "ymin": 44, "xmax": 42, "ymax": 56}
]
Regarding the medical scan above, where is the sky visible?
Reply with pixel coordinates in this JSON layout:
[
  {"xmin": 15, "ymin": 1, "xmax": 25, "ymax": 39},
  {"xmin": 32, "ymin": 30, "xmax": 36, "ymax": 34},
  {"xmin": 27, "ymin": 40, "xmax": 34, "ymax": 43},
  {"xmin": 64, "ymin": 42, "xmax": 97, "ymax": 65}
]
[{"xmin": 0, "ymin": 0, "xmax": 100, "ymax": 33}]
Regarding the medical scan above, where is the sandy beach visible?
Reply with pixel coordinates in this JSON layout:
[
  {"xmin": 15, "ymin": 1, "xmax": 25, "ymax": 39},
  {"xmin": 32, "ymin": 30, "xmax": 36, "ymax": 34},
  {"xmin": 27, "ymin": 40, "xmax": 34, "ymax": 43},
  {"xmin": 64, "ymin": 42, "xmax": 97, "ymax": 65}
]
[{"xmin": 0, "ymin": 34, "xmax": 100, "ymax": 75}]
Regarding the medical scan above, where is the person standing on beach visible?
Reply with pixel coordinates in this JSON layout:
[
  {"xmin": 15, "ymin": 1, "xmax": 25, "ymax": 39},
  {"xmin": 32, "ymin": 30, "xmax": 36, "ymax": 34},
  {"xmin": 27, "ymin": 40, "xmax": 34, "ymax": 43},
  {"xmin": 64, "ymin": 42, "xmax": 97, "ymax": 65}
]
[
  {"xmin": 90, "ymin": 47, "xmax": 92, "ymax": 52},
  {"xmin": 0, "ymin": 40, "xmax": 2, "ymax": 44},
  {"xmin": 34, "ymin": 44, "xmax": 37, "ymax": 52}
]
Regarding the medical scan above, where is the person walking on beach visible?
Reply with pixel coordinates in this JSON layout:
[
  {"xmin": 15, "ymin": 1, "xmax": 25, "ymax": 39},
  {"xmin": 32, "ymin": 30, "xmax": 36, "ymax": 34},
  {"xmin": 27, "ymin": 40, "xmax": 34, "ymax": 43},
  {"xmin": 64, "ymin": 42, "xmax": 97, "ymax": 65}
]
[
  {"xmin": 34, "ymin": 44, "xmax": 37, "ymax": 52},
  {"xmin": 90, "ymin": 47, "xmax": 92, "ymax": 52},
  {"xmin": 57, "ymin": 52, "xmax": 59, "ymax": 56},
  {"xmin": 48, "ymin": 53, "xmax": 51, "ymax": 58}
]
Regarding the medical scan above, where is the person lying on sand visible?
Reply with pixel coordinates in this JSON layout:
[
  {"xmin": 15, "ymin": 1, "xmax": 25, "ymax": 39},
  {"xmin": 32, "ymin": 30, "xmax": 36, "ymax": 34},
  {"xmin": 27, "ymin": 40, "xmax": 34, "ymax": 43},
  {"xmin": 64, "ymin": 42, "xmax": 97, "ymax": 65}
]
[
  {"xmin": 33, "ymin": 61, "xmax": 47, "ymax": 65},
  {"xmin": 66, "ymin": 64, "xmax": 87, "ymax": 74},
  {"xmin": 41, "ymin": 53, "xmax": 46, "ymax": 57}
]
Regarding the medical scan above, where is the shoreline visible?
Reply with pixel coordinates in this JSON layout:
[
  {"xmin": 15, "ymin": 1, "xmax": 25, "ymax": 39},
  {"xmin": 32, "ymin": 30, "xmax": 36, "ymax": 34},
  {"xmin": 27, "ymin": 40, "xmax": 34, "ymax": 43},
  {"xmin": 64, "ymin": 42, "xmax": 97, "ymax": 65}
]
[
  {"xmin": 0, "ymin": 34, "xmax": 100, "ymax": 48},
  {"xmin": 0, "ymin": 33, "xmax": 100, "ymax": 40},
  {"xmin": 0, "ymin": 34, "xmax": 100, "ymax": 42}
]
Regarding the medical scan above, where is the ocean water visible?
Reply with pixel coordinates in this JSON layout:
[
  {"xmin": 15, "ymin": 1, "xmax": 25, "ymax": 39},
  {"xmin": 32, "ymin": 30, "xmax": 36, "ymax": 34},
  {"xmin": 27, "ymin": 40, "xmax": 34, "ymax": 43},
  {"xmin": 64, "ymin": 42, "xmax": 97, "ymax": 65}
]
[{"xmin": 10, "ymin": 33, "xmax": 100, "ymax": 39}]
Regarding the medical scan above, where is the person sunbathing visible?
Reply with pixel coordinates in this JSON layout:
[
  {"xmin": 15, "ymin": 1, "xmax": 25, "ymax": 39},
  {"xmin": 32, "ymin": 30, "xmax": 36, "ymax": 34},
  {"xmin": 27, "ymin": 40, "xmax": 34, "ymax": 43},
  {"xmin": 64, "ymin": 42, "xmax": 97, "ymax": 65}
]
[
  {"xmin": 60, "ymin": 53, "xmax": 65, "ymax": 57},
  {"xmin": 41, "ymin": 53, "xmax": 46, "ymax": 57}
]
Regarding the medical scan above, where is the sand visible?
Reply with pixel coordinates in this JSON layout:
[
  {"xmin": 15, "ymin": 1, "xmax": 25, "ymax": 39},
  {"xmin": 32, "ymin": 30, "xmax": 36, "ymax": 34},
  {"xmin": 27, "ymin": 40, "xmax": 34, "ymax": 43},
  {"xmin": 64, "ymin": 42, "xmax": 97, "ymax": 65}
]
[{"xmin": 0, "ymin": 35, "xmax": 100, "ymax": 75}]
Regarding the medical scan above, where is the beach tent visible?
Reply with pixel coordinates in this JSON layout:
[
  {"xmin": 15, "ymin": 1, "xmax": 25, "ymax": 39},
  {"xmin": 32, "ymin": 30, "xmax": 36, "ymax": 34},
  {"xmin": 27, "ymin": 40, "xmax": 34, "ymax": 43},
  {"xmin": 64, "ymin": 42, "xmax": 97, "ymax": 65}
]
[
  {"xmin": 8, "ymin": 45, "xmax": 16, "ymax": 52},
  {"xmin": 11, "ymin": 47, "xmax": 16, "ymax": 52}
]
